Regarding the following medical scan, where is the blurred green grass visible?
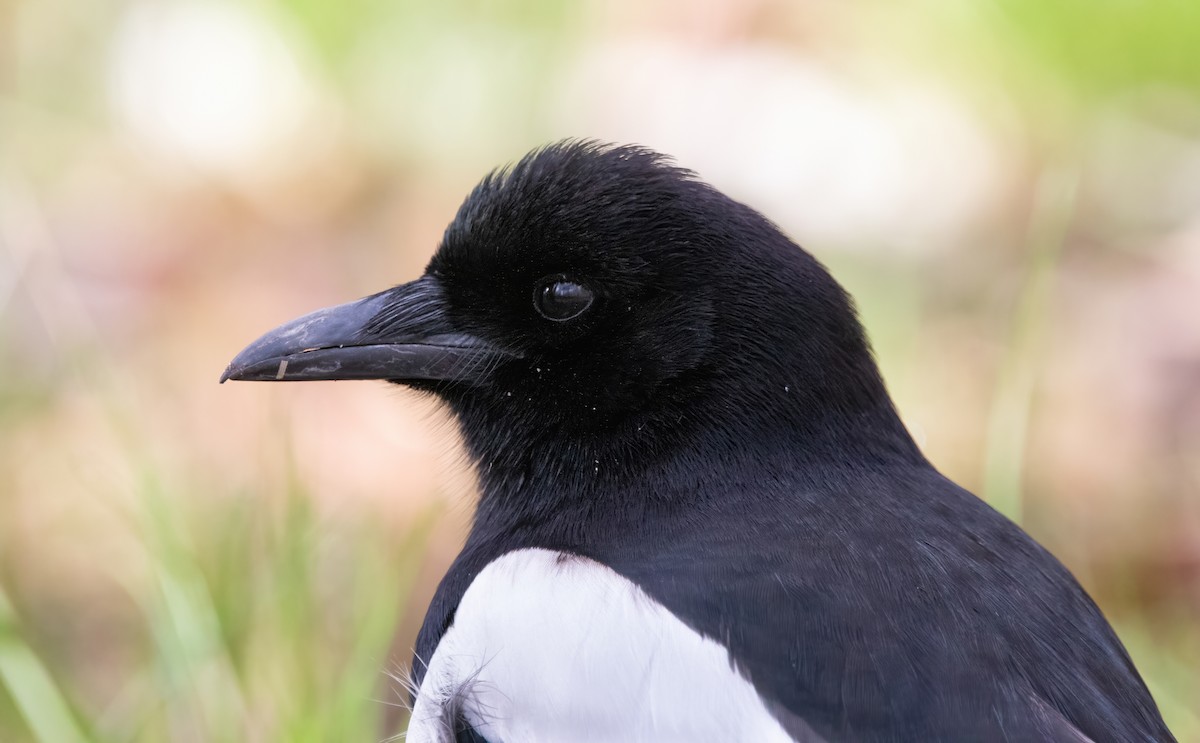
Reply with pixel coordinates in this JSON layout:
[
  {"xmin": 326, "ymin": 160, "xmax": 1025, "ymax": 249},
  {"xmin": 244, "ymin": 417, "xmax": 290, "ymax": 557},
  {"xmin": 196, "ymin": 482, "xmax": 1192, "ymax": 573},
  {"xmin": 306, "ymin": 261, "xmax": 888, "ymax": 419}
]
[
  {"xmin": 0, "ymin": 350, "xmax": 434, "ymax": 741},
  {"xmin": 1, "ymin": 460, "xmax": 432, "ymax": 743},
  {"xmin": 0, "ymin": 417, "xmax": 433, "ymax": 743}
]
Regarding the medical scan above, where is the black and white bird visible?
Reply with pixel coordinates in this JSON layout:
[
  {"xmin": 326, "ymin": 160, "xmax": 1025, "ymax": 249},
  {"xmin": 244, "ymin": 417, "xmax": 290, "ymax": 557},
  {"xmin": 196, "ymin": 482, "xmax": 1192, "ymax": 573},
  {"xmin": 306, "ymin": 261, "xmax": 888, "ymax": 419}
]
[{"xmin": 222, "ymin": 142, "xmax": 1174, "ymax": 742}]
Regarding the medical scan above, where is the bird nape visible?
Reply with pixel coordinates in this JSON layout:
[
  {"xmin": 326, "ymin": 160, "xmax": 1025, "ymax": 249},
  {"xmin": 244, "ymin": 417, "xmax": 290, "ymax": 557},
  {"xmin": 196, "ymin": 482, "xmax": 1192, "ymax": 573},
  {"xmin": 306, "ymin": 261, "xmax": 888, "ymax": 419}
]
[{"xmin": 223, "ymin": 141, "xmax": 1174, "ymax": 743}]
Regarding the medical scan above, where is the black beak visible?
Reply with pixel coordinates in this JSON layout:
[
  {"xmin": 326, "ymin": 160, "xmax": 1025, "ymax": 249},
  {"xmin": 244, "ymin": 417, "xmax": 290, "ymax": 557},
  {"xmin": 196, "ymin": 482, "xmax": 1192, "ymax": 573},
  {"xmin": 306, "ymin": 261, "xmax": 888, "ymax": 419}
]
[{"xmin": 220, "ymin": 275, "xmax": 515, "ymax": 384}]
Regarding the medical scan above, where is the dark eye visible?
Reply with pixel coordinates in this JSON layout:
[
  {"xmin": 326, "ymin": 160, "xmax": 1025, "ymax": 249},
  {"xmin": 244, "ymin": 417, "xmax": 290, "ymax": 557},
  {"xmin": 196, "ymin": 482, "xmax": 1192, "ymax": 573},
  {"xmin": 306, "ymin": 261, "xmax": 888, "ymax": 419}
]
[{"xmin": 534, "ymin": 278, "xmax": 594, "ymax": 322}]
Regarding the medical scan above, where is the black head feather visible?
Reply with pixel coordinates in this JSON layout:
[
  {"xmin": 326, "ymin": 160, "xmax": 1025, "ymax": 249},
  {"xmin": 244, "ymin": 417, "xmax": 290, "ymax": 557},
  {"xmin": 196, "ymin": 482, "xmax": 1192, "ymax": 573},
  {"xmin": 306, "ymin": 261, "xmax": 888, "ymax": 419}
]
[{"xmin": 418, "ymin": 141, "xmax": 922, "ymax": 505}]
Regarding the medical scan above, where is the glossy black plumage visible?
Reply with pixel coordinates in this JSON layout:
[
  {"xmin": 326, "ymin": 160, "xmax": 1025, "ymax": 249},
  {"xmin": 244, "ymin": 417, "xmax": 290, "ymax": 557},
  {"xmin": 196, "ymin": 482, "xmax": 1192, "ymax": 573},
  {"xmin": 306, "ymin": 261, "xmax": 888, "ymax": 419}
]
[
  {"xmin": 414, "ymin": 142, "xmax": 1172, "ymax": 742},
  {"xmin": 226, "ymin": 141, "xmax": 1174, "ymax": 742}
]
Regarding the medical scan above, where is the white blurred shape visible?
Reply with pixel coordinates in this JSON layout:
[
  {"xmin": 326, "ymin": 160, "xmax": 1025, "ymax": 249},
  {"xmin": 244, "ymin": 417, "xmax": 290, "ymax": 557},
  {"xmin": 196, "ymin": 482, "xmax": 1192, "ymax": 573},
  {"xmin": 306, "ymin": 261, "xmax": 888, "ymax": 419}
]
[
  {"xmin": 107, "ymin": 1, "xmax": 316, "ymax": 174},
  {"xmin": 555, "ymin": 39, "xmax": 1000, "ymax": 253}
]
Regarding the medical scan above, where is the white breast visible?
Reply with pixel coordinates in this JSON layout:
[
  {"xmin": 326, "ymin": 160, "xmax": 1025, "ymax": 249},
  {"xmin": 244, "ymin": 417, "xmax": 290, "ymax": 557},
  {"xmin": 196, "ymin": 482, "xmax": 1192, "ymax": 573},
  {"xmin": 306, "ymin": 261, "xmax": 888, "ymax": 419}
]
[{"xmin": 405, "ymin": 548, "xmax": 794, "ymax": 743}]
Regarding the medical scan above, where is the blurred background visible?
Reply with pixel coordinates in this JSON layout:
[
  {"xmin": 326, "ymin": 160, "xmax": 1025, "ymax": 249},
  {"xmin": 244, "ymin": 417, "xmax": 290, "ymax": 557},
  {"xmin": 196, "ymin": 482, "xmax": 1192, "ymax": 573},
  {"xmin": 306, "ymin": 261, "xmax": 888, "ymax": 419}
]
[{"xmin": 1, "ymin": 0, "xmax": 1198, "ymax": 740}]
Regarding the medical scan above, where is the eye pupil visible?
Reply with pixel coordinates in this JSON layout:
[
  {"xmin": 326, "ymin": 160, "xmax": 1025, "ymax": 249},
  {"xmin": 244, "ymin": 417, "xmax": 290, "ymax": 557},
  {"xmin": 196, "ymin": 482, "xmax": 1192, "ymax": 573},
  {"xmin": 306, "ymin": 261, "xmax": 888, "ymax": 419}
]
[{"xmin": 534, "ymin": 279, "xmax": 593, "ymax": 321}]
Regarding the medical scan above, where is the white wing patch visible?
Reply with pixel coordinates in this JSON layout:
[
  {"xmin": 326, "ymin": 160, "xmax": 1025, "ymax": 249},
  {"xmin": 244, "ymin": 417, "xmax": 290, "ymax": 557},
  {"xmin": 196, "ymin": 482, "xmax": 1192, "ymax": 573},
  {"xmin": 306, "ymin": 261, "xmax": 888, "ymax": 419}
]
[{"xmin": 405, "ymin": 548, "xmax": 795, "ymax": 743}]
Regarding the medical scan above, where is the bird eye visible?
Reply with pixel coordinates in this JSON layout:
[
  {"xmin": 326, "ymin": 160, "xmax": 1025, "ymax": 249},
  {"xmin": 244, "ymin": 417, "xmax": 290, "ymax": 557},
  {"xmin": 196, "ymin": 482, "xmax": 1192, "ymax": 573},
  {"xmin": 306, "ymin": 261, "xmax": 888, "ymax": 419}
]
[{"xmin": 534, "ymin": 278, "xmax": 594, "ymax": 322}]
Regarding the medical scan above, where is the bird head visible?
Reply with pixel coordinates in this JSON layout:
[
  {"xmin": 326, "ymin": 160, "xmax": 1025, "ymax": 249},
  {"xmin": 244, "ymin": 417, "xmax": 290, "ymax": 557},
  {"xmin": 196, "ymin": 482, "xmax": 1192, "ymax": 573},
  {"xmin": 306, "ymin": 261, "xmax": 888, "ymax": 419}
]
[{"xmin": 223, "ymin": 142, "xmax": 917, "ymax": 493}]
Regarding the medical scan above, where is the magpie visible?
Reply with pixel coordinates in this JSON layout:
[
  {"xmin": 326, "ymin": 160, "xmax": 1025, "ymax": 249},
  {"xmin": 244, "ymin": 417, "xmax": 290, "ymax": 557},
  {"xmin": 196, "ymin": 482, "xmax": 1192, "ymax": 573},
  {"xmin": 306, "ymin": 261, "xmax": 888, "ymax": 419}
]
[{"xmin": 222, "ymin": 141, "xmax": 1174, "ymax": 742}]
